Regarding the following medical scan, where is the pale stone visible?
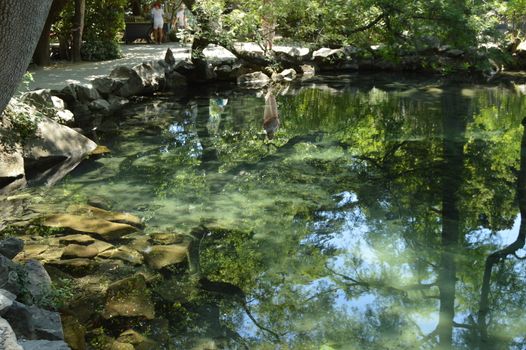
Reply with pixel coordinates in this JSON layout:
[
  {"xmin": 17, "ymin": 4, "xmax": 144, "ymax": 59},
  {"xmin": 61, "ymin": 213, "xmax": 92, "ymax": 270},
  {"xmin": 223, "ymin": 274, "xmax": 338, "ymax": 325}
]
[
  {"xmin": 42, "ymin": 214, "xmax": 137, "ymax": 241},
  {"xmin": 144, "ymin": 244, "xmax": 188, "ymax": 269}
]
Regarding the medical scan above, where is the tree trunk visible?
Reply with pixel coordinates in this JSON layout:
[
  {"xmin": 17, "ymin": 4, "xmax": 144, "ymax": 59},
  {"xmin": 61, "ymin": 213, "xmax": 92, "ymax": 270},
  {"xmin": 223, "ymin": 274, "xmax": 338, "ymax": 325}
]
[
  {"xmin": 72, "ymin": 0, "xmax": 85, "ymax": 62},
  {"xmin": 32, "ymin": 0, "xmax": 68, "ymax": 66},
  {"xmin": 0, "ymin": 0, "xmax": 53, "ymax": 115}
]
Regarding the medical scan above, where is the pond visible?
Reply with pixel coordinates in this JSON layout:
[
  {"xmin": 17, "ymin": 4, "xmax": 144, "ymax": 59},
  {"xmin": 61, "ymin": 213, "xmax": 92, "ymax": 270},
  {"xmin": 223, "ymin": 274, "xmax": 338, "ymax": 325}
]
[{"xmin": 4, "ymin": 73, "xmax": 526, "ymax": 349}]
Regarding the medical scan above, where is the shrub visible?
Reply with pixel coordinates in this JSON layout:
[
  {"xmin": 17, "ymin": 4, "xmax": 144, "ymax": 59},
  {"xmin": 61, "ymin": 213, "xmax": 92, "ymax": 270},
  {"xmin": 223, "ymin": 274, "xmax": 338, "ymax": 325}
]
[{"xmin": 81, "ymin": 40, "xmax": 122, "ymax": 61}]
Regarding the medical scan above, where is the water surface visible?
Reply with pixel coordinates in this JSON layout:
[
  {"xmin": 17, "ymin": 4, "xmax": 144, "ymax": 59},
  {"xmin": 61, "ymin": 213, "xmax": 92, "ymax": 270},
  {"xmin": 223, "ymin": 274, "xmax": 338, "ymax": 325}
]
[{"xmin": 17, "ymin": 74, "xmax": 526, "ymax": 349}]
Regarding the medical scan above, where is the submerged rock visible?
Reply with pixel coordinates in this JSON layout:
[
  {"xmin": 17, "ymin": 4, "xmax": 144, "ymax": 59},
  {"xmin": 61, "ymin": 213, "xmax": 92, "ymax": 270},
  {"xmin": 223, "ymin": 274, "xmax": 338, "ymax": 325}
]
[
  {"xmin": 98, "ymin": 246, "xmax": 143, "ymax": 265},
  {"xmin": 61, "ymin": 315, "xmax": 86, "ymax": 350},
  {"xmin": 103, "ymin": 274, "xmax": 155, "ymax": 320},
  {"xmin": 62, "ymin": 244, "xmax": 99, "ymax": 259},
  {"xmin": 144, "ymin": 244, "xmax": 188, "ymax": 269},
  {"xmin": 66, "ymin": 205, "xmax": 143, "ymax": 228},
  {"xmin": 42, "ymin": 214, "xmax": 137, "ymax": 241}
]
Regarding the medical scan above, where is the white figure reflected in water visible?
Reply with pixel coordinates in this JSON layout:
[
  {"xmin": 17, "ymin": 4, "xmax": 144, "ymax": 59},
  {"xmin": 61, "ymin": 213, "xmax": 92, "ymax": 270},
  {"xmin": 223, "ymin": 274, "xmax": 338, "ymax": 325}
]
[{"xmin": 263, "ymin": 90, "xmax": 279, "ymax": 140}]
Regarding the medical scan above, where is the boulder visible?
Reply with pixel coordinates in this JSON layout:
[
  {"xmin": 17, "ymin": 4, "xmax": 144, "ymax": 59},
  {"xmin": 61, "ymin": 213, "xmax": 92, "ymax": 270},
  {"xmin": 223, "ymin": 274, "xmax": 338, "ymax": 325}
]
[
  {"xmin": 312, "ymin": 47, "xmax": 344, "ymax": 61},
  {"xmin": 0, "ymin": 237, "xmax": 24, "ymax": 259},
  {"xmin": 22, "ymin": 116, "xmax": 97, "ymax": 186},
  {"xmin": 272, "ymin": 68, "xmax": 297, "ymax": 82},
  {"xmin": 87, "ymin": 99, "xmax": 111, "ymax": 114},
  {"xmin": 109, "ymin": 66, "xmax": 144, "ymax": 98},
  {"xmin": 0, "ymin": 255, "xmax": 20, "ymax": 294},
  {"xmin": 74, "ymin": 84, "xmax": 101, "ymax": 104},
  {"xmin": 103, "ymin": 274, "xmax": 155, "ymax": 320},
  {"xmin": 0, "ymin": 289, "xmax": 16, "ymax": 314},
  {"xmin": 0, "ymin": 317, "xmax": 23, "ymax": 350},
  {"xmin": 23, "ymin": 115, "xmax": 97, "ymax": 161},
  {"xmin": 0, "ymin": 144, "xmax": 26, "ymax": 193},
  {"xmin": 42, "ymin": 214, "xmax": 137, "ymax": 241},
  {"xmin": 144, "ymin": 244, "xmax": 188, "ymax": 269},
  {"xmin": 300, "ymin": 64, "xmax": 315, "ymax": 76},
  {"xmin": 164, "ymin": 48, "xmax": 176, "ymax": 66},
  {"xmin": 237, "ymin": 72, "xmax": 270, "ymax": 88},
  {"xmin": 132, "ymin": 60, "xmax": 168, "ymax": 92},
  {"xmin": 18, "ymin": 340, "xmax": 70, "ymax": 350},
  {"xmin": 20, "ymin": 89, "xmax": 67, "ymax": 112},
  {"xmin": 107, "ymin": 95, "xmax": 129, "ymax": 112},
  {"xmin": 92, "ymin": 77, "xmax": 123, "ymax": 97},
  {"xmin": 165, "ymin": 71, "xmax": 187, "ymax": 89},
  {"xmin": 62, "ymin": 244, "xmax": 99, "ymax": 259},
  {"xmin": 24, "ymin": 259, "xmax": 52, "ymax": 303},
  {"xmin": 4, "ymin": 302, "xmax": 64, "ymax": 340}
]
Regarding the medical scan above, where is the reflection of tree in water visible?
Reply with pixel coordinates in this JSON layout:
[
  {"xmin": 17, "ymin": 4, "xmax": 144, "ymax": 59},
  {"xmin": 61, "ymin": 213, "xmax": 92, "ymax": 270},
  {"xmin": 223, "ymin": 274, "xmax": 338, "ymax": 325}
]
[{"xmin": 97, "ymin": 85, "xmax": 526, "ymax": 349}]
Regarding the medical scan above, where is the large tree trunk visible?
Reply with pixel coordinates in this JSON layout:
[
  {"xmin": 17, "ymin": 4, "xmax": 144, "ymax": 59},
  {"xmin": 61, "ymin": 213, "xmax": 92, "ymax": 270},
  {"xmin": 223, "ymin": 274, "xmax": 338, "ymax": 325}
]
[
  {"xmin": 0, "ymin": 0, "xmax": 53, "ymax": 115},
  {"xmin": 32, "ymin": 0, "xmax": 68, "ymax": 66},
  {"xmin": 71, "ymin": 0, "xmax": 85, "ymax": 62}
]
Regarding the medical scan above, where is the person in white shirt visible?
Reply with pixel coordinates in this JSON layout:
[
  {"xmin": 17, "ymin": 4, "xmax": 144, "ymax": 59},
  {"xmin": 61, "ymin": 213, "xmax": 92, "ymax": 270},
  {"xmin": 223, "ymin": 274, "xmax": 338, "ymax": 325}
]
[
  {"xmin": 175, "ymin": 4, "xmax": 186, "ymax": 30},
  {"xmin": 151, "ymin": 2, "xmax": 164, "ymax": 44}
]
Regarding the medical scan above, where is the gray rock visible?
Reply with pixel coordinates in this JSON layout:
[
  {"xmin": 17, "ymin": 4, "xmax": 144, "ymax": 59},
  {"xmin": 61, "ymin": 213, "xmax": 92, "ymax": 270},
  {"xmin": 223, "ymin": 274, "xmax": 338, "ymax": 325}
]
[
  {"xmin": 0, "ymin": 237, "xmax": 24, "ymax": 259},
  {"xmin": 22, "ymin": 116, "xmax": 97, "ymax": 176},
  {"xmin": 4, "ymin": 301, "xmax": 64, "ymax": 340},
  {"xmin": 272, "ymin": 68, "xmax": 296, "ymax": 82},
  {"xmin": 24, "ymin": 260, "xmax": 52, "ymax": 303},
  {"xmin": 92, "ymin": 77, "xmax": 123, "ymax": 97},
  {"xmin": 312, "ymin": 47, "xmax": 344, "ymax": 60},
  {"xmin": 20, "ymin": 89, "xmax": 53, "ymax": 107},
  {"xmin": 132, "ymin": 60, "xmax": 167, "ymax": 92},
  {"xmin": 0, "ymin": 317, "xmax": 23, "ymax": 350},
  {"xmin": 107, "ymin": 95, "xmax": 129, "ymax": 112},
  {"xmin": 0, "ymin": 145, "xmax": 26, "ymax": 194},
  {"xmin": 58, "ymin": 84, "xmax": 78, "ymax": 106},
  {"xmin": 165, "ymin": 48, "xmax": 176, "ymax": 66},
  {"xmin": 3, "ymin": 301, "xmax": 35, "ymax": 339},
  {"xmin": 165, "ymin": 71, "xmax": 187, "ymax": 89},
  {"xmin": 18, "ymin": 340, "xmax": 70, "ymax": 350},
  {"xmin": 109, "ymin": 66, "xmax": 144, "ymax": 97},
  {"xmin": 0, "ymin": 255, "xmax": 20, "ymax": 295},
  {"xmin": 74, "ymin": 84, "xmax": 101, "ymax": 103},
  {"xmin": 0, "ymin": 289, "xmax": 16, "ymax": 314},
  {"xmin": 300, "ymin": 64, "xmax": 315, "ymax": 76},
  {"xmin": 88, "ymin": 99, "xmax": 111, "ymax": 114},
  {"xmin": 237, "ymin": 72, "xmax": 270, "ymax": 87}
]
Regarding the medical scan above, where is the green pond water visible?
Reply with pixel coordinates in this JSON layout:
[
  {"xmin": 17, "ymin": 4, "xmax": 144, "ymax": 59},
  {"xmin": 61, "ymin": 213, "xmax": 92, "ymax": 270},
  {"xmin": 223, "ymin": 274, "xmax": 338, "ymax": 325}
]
[{"xmin": 10, "ymin": 74, "xmax": 526, "ymax": 349}]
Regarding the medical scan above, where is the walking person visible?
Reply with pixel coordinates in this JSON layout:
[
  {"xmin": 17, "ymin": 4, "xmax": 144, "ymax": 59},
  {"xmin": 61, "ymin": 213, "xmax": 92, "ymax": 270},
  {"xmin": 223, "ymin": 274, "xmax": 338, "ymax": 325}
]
[{"xmin": 151, "ymin": 2, "xmax": 164, "ymax": 44}]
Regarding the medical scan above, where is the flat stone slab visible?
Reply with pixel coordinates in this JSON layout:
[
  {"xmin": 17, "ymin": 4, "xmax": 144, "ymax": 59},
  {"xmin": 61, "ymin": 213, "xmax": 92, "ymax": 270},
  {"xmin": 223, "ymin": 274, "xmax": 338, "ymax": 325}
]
[
  {"xmin": 67, "ymin": 205, "xmax": 143, "ymax": 228},
  {"xmin": 144, "ymin": 244, "xmax": 188, "ymax": 269},
  {"xmin": 42, "ymin": 214, "xmax": 137, "ymax": 241},
  {"xmin": 62, "ymin": 244, "xmax": 99, "ymax": 259}
]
